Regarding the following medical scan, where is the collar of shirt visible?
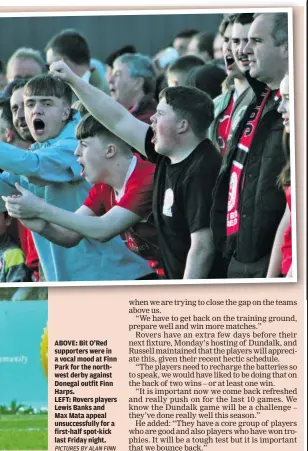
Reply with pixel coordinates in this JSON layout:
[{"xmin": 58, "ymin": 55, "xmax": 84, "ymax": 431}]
[{"xmin": 113, "ymin": 155, "xmax": 137, "ymax": 201}]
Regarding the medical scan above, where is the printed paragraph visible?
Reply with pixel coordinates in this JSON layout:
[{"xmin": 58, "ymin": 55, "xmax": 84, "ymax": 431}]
[
  {"xmin": 128, "ymin": 298, "xmax": 299, "ymax": 449},
  {"xmin": 53, "ymin": 339, "xmax": 117, "ymax": 450}
]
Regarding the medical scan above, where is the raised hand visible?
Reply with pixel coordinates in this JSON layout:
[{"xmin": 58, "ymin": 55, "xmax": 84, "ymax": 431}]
[
  {"xmin": 49, "ymin": 60, "xmax": 76, "ymax": 84},
  {"xmin": 1, "ymin": 183, "xmax": 44, "ymax": 219}
]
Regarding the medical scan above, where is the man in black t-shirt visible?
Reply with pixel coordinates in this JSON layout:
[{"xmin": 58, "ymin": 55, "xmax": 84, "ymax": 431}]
[
  {"xmin": 49, "ymin": 61, "xmax": 222, "ymax": 279},
  {"xmin": 143, "ymin": 88, "xmax": 221, "ymax": 278}
]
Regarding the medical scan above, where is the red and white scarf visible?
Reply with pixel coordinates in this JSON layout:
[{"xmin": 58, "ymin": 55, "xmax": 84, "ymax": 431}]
[{"xmin": 226, "ymin": 88, "xmax": 276, "ymax": 236}]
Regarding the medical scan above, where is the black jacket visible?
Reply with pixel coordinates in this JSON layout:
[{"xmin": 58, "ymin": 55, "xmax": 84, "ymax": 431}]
[{"xmin": 211, "ymin": 77, "xmax": 286, "ymax": 263}]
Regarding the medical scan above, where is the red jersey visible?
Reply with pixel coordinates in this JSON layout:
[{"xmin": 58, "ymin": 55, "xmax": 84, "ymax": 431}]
[
  {"xmin": 17, "ymin": 221, "xmax": 40, "ymax": 281},
  {"xmin": 84, "ymin": 154, "xmax": 162, "ymax": 273}
]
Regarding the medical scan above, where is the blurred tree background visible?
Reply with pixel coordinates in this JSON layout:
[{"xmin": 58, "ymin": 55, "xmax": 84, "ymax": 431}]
[{"xmin": 0, "ymin": 287, "xmax": 48, "ymax": 301}]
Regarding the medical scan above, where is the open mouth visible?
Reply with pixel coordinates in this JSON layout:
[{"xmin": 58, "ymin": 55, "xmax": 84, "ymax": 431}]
[
  {"xmin": 151, "ymin": 128, "xmax": 157, "ymax": 144},
  {"xmin": 18, "ymin": 120, "xmax": 27, "ymax": 127},
  {"xmin": 33, "ymin": 119, "xmax": 45, "ymax": 135},
  {"xmin": 238, "ymin": 56, "xmax": 249, "ymax": 66},
  {"xmin": 225, "ymin": 56, "xmax": 235, "ymax": 69},
  {"xmin": 78, "ymin": 160, "xmax": 85, "ymax": 176}
]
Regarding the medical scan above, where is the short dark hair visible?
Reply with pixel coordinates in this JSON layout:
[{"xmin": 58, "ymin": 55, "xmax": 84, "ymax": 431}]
[
  {"xmin": 219, "ymin": 14, "xmax": 238, "ymax": 36},
  {"xmin": 75, "ymin": 113, "xmax": 131, "ymax": 155},
  {"xmin": 159, "ymin": 86, "xmax": 214, "ymax": 139},
  {"xmin": 76, "ymin": 113, "xmax": 114, "ymax": 141},
  {"xmin": 186, "ymin": 64, "xmax": 226, "ymax": 99},
  {"xmin": 45, "ymin": 29, "xmax": 90, "ymax": 66},
  {"xmin": 174, "ymin": 29, "xmax": 199, "ymax": 40},
  {"xmin": 253, "ymin": 12, "xmax": 288, "ymax": 46},
  {"xmin": 194, "ymin": 32, "xmax": 215, "ymax": 59},
  {"xmin": 167, "ymin": 55, "xmax": 204, "ymax": 74},
  {"xmin": 0, "ymin": 98, "xmax": 13, "ymax": 129},
  {"xmin": 234, "ymin": 13, "xmax": 255, "ymax": 26},
  {"xmin": 105, "ymin": 45, "xmax": 136, "ymax": 67},
  {"xmin": 24, "ymin": 73, "xmax": 72, "ymax": 105},
  {"xmin": 72, "ymin": 100, "xmax": 89, "ymax": 117}
]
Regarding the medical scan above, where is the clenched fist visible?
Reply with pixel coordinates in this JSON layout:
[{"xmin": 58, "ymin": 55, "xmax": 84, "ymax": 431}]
[{"xmin": 49, "ymin": 60, "xmax": 76, "ymax": 85}]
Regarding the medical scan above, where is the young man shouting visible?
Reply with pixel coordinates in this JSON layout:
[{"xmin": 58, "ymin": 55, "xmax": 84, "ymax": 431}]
[{"xmin": 4, "ymin": 113, "xmax": 162, "ymax": 277}]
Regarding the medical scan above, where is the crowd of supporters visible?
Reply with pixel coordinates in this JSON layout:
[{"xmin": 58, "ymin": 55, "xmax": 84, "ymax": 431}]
[{"xmin": 0, "ymin": 12, "xmax": 292, "ymax": 282}]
